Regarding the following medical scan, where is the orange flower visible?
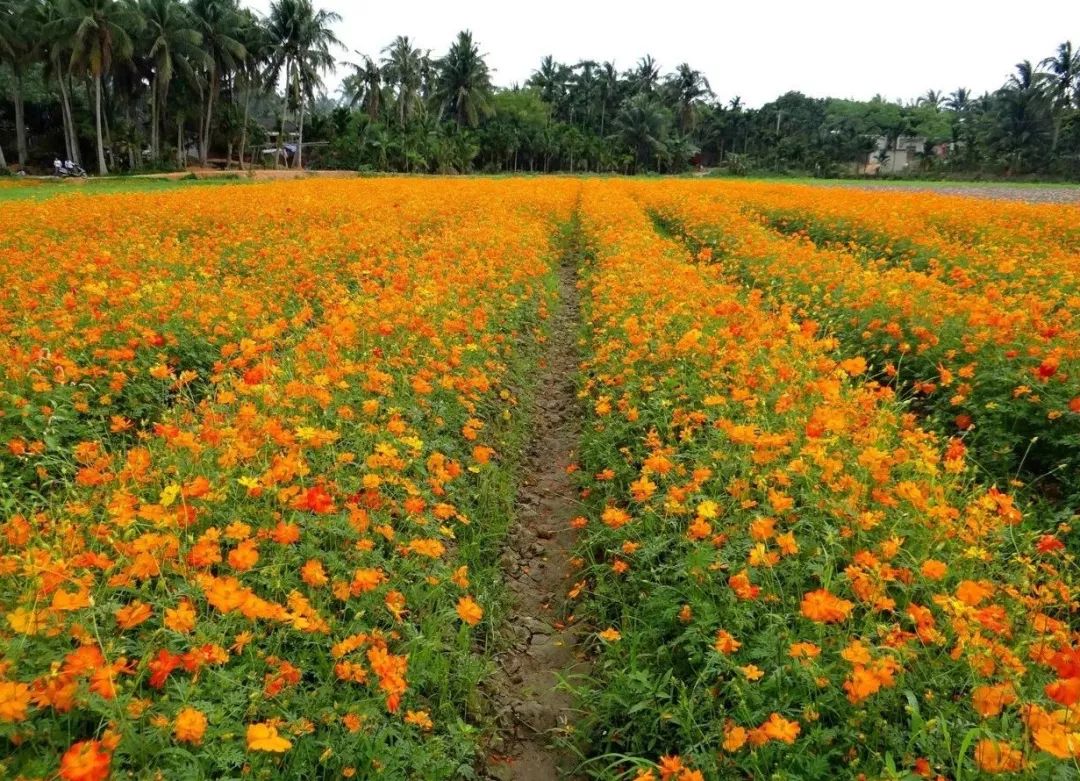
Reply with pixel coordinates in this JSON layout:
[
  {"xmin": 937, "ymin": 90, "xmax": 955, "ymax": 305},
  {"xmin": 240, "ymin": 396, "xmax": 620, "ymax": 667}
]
[
  {"xmin": 175, "ymin": 707, "xmax": 208, "ymax": 745},
  {"xmin": 788, "ymin": 642, "xmax": 821, "ymax": 660},
  {"xmin": 598, "ymin": 627, "xmax": 622, "ymax": 642},
  {"xmin": 800, "ymin": 589, "xmax": 854, "ymax": 623},
  {"xmin": 115, "ymin": 600, "xmax": 153, "ymax": 630},
  {"xmin": 920, "ymin": 559, "xmax": 948, "ymax": 580},
  {"xmin": 227, "ymin": 539, "xmax": 259, "ymax": 571},
  {"xmin": 246, "ymin": 722, "xmax": 292, "ymax": 752},
  {"xmin": 58, "ymin": 739, "xmax": 112, "ymax": 781},
  {"xmin": 973, "ymin": 739, "xmax": 1025, "ymax": 772},
  {"xmin": 739, "ymin": 664, "xmax": 764, "ymax": 681},
  {"xmin": 713, "ymin": 629, "xmax": 741, "ymax": 655},
  {"xmin": 972, "ymin": 683, "xmax": 1017, "ymax": 718},
  {"xmin": 404, "ymin": 710, "xmax": 433, "ymax": 730},
  {"xmin": 164, "ymin": 600, "xmax": 197, "ymax": 634},
  {"xmin": 301, "ymin": 559, "xmax": 328, "ymax": 587},
  {"xmin": 722, "ymin": 722, "xmax": 748, "ymax": 751},
  {"xmin": 761, "ymin": 713, "xmax": 800, "ymax": 744},
  {"xmin": 456, "ymin": 596, "xmax": 483, "ymax": 626},
  {"xmin": 602, "ymin": 507, "xmax": 631, "ymax": 529},
  {"xmin": 0, "ymin": 680, "xmax": 31, "ymax": 722}
]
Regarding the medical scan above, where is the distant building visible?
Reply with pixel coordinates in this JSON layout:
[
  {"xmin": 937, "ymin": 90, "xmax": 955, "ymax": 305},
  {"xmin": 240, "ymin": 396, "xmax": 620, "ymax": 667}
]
[{"xmin": 856, "ymin": 135, "xmax": 949, "ymax": 174}]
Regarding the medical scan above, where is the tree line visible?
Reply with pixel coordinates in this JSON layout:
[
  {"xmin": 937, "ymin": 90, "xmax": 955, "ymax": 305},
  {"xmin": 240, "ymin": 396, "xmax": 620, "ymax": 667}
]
[{"xmin": 1, "ymin": 0, "xmax": 1078, "ymax": 177}]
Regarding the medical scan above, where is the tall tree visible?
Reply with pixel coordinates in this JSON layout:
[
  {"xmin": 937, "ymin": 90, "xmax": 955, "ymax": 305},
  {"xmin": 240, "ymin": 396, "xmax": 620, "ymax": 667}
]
[
  {"xmin": 189, "ymin": 0, "xmax": 244, "ymax": 165},
  {"xmin": 290, "ymin": 0, "xmax": 339, "ymax": 168},
  {"xmin": 612, "ymin": 93, "xmax": 669, "ymax": 172},
  {"xmin": 342, "ymin": 51, "xmax": 381, "ymax": 120},
  {"xmin": 666, "ymin": 62, "xmax": 712, "ymax": 133},
  {"xmin": 1040, "ymin": 41, "xmax": 1079, "ymax": 150},
  {"xmin": 380, "ymin": 34, "xmax": 424, "ymax": 169},
  {"xmin": 140, "ymin": 0, "xmax": 204, "ymax": 162},
  {"xmin": 434, "ymin": 30, "xmax": 492, "ymax": 128},
  {"xmin": 0, "ymin": 0, "xmax": 40, "ymax": 166},
  {"xmin": 628, "ymin": 54, "xmax": 660, "ymax": 96},
  {"xmin": 235, "ymin": 7, "xmax": 269, "ymax": 169},
  {"xmin": 67, "ymin": 0, "xmax": 138, "ymax": 174}
]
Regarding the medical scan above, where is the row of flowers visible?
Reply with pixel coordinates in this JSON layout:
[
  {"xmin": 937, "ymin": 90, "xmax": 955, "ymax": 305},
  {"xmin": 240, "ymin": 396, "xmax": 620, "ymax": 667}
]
[
  {"xmin": 0, "ymin": 179, "xmax": 576, "ymax": 779},
  {"xmin": 639, "ymin": 182, "xmax": 1080, "ymax": 507},
  {"xmin": 567, "ymin": 181, "xmax": 1077, "ymax": 779}
]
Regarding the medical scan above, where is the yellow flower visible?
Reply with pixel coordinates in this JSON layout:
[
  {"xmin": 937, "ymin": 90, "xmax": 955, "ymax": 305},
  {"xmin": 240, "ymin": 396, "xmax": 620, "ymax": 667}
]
[{"xmin": 246, "ymin": 722, "xmax": 292, "ymax": 753}]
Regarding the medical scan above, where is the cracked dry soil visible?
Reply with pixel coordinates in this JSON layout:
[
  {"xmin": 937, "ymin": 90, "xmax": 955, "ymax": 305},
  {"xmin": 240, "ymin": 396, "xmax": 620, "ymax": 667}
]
[{"xmin": 484, "ymin": 237, "xmax": 586, "ymax": 781}]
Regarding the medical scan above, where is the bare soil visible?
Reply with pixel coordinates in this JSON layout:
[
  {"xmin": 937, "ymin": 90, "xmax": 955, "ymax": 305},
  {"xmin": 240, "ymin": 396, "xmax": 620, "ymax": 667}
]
[
  {"xmin": 484, "ymin": 233, "xmax": 587, "ymax": 780},
  {"xmin": 842, "ymin": 182, "xmax": 1080, "ymax": 204}
]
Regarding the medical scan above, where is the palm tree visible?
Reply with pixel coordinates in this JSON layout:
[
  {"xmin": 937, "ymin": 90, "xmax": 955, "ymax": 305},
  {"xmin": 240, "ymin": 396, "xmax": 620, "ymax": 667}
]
[
  {"xmin": 189, "ymin": 0, "xmax": 244, "ymax": 165},
  {"xmin": 667, "ymin": 62, "xmax": 712, "ymax": 133},
  {"xmin": 140, "ymin": 0, "xmax": 204, "ymax": 163},
  {"xmin": 918, "ymin": 89, "xmax": 944, "ymax": 109},
  {"xmin": 527, "ymin": 55, "xmax": 569, "ymax": 119},
  {"xmin": 291, "ymin": 5, "xmax": 339, "ymax": 168},
  {"xmin": 342, "ymin": 51, "xmax": 381, "ymax": 119},
  {"xmin": 39, "ymin": 0, "xmax": 81, "ymax": 163},
  {"xmin": 945, "ymin": 87, "xmax": 970, "ymax": 112},
  {"xmin": 67, "ymin": 0, "xmax": 138, "ymax": 174},
  {"xmin": 235, "ymin": 8, "xmax": 269, "ymax": 169},
  {"xmin": 1008, "ymin": 59, "xmax": 1039, "ymax": 92},
  {"xmin": 1039, "ymin": 41, "xmax": 1079, "ymax": 150},
  {"xmin": 265, "ymin": 0, "xmax": 338, "ymax": 168},
  {"xmin": 628, "ymin": 54, "xmax": 660, "ymax": 96},
  {"xmin": 381, "ymin": 35, "xmax": 424, "ymax": 169},
  {"xmin": 612, "ymin": 93, "xmax": 669, "ymax": 172},
  {"xmin": 0, "ymin": 0, "xmax": 41, "ymax": 166},
  {"xmin": 597, "ymin": 60, "xmax": 618, "ymax": 136},
  {"xmin": 434, "ymin": 30, "xmax": 492, "ymax": 128}
]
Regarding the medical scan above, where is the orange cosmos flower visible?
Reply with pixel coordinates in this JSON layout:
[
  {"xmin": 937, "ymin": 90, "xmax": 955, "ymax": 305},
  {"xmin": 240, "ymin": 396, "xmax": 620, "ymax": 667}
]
[
  {"xmin": 115, "ymin": 600, "xmax": 153, "ymax": 629},
  {"xmin": 175, "ymin": 707, "xmax": 208, "ymax": 745},
  {"xmin": 456, "ymin": 596, "xmax": 483, "ymax": 626},
  {"xmin": 972, "ymin": 683, "xmax": 1017, "ymax": 718},
  {"xmin": 246, "ymin": 722, "xmax": 292, "ymax": 752},
  {"xmin": 602, "ymin": 506, "xmax": 631, "ymax": 529},
  {"xmin": 722, "ymin": 721, "xmax": 748, "ymax": 751},
  {"xmin": 800, "ymin": 589, "xmax": 854, "ymax": 623},
  {"xmin": 58, "ymin": 740, "xmax": 112, "ymax": 781},
  {"xmin": 164, "ymin": 600, "xmax": 197, "ymax": 634},
  {"xmin": 0, "ymin": 680, "xmax": 31, "ymax": 722},
  {"xmin": 404, "ymin": 710, "xmax": 434, "ymax": 730},
  {"xmin": 300, "ymin": 559, "xmax": 328, "ymax": 587},
  {"xmin": 761, "ymin": 713, "xmax": 801, "ymax": 743},
  {"xmin": 974, "ymin": 739, "xmax": 1025, "ymax": 772}
]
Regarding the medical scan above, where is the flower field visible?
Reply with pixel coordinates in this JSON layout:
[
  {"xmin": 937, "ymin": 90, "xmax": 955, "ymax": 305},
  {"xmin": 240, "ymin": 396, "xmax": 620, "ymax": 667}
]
[{"xmin": 0, "ymin": 178, "xmax": 1078, "ymax": 780}]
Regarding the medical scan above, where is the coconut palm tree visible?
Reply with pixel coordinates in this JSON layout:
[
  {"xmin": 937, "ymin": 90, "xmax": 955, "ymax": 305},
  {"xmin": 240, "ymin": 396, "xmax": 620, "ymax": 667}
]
[
  {"xmin": 342, "ymin": 51, "xmax": 381, "ymax": 120},
  {"xmin": 189, "ymin": 0, "xmax": 244, "ymax": 165},
  {"xmin": 39, "ymin": 0, "xmax": 81, "ymax": 163},
  {"xmin": 597, "ymin": 60, "xmax": 619, "ymax": 136},
  {"xmin": 1039, "ymin": 41, "xmax": 1079, "ymax": 150},
  {"xmin": 527, "ymin": 55, "xmax": 570, "ymax": 119},
  {"xmin": 67, "ymin": 0, "xmax": 138, "ymax": 174},
  {"xmin": 612, "ymin": 92, "xmax": 669, "ymax": 172},
  {"xmin": 291, "ymin": 5, "xmax": 339, "ymax": 168},
  {"xmin": 666, "ymin": 62, "xmax": 712, "ymax": 133},
  {"xmin": 433, "ymin": 30, "xmax": 492, "ymax": 128},
  {"xmin": 0, "ymin": 0, "xmax": 41, "ymax": 166},
  {"xmin": 140, "ymin": 0, "xmax": 205, "ymax": 162},
  {"xmin": 918, "ymin": 89, "xmax": 944, "ymax": 109},
  {"xmin": 946, "ymin": 87, "xmax": 970, "ymax": 112},
  {"xmin": 381, "ymin": 35, "xmax": 425, "ymax": 127},
  {"xmin": 628, "ymin": 54, "xmax": 660, "ymax": 96},
  {"xmin": 235, "ymin": 8, "xmax": 269, "ymax": 169}
]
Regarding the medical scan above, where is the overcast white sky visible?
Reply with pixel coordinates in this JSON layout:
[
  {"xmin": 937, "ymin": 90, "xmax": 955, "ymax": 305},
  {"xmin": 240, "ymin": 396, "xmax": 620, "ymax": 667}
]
[{"xmin": 246, "ymin": 0, "xmax": 1080, "ymax": 107}]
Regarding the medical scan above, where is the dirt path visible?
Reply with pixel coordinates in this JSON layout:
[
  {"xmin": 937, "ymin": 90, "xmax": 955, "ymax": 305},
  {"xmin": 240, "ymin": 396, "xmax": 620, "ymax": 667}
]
[{"xmin": 485, "ymin": 219, "xmax": 586, "ymax": 780}]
